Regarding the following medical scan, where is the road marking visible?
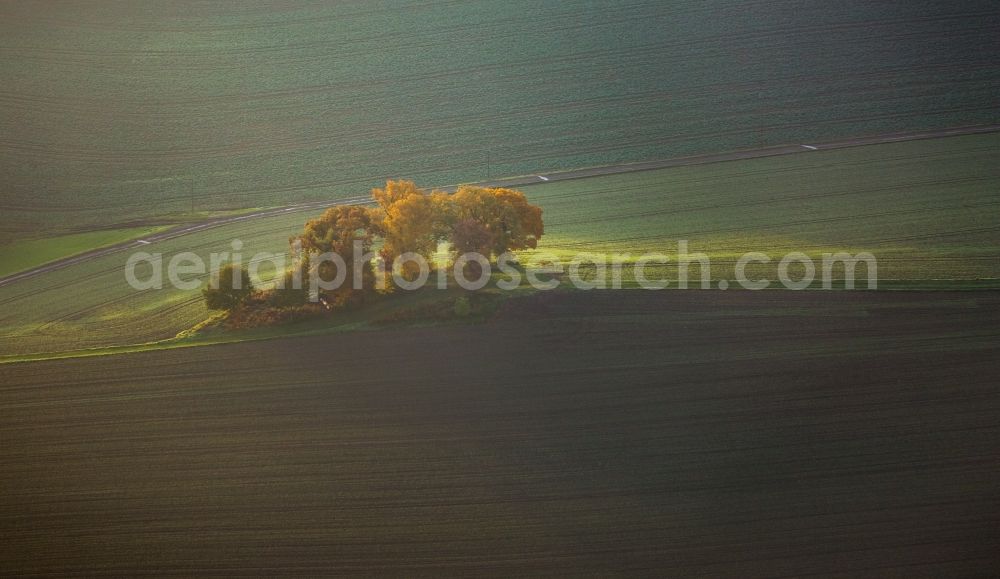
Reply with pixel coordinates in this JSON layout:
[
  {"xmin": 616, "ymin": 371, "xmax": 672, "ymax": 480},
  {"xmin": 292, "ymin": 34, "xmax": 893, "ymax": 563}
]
[
  {"xmin": 801, "ymin": 145, "xmax": 818, "ymax": 150},
  {"xmin": 136, "ymin": 240, "xmax": 151, "ymax": 245},
  {"xmin": 537, "ymin": 175, "xmax": 549, "ymax": 181}
]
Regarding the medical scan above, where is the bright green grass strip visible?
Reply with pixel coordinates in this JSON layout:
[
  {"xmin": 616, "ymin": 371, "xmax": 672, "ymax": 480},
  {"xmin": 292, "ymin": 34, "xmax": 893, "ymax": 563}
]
[
  {"xmin": 0, "ymin": 284, "xmax": 506, "ymax": 364},
  {"xmin": 2, "ymin": 134, "xmax": 998, "ymax": 358},
  {"xmin": 519, "ymin": 133, "xmax": 1000, "ymax": 282},
  {"xmin": 0, "ymin": 226, "xmax": 170, "ymax": 278}
]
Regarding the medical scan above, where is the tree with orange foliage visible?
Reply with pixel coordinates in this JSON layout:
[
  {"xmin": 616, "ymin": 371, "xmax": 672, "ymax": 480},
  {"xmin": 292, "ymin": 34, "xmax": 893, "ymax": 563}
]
[
  {"xmin": 371, "ymin": 180, "xmax": 544, "ymax": 266},
  {"xmin": 370, "ymin": 179, "xmax": 423, "ymax": 213},
  {"xmin": 447, "ymin": 186, "xmax": 543, "ymax": 259},
  {"xmin": 450, "ymin": 218, "xmax": 495, "ymax": 256},
  {"xmin": 371, "ymin": 180, "xmax": 440, "ymax": 281},
  {"xmin": 289, "ymin": 180, "xmax": 544, "ymax": 301},
  {"xmin": 293, "ymin": 204, "xmax": 376, "ymax": 308},
  {"xmin": 450, "ymin": 218, "xmax": 495, "ymax": 280}
]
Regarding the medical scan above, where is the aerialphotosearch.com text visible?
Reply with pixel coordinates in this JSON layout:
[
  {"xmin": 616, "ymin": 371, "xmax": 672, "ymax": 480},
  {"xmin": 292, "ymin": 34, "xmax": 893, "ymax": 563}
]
[{"xmin": 125, "ymin": 240, "xmax": 878, "ymax": 297}]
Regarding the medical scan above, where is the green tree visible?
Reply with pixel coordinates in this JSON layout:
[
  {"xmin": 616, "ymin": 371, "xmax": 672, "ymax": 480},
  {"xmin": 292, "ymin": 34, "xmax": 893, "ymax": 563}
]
[
  {"xmin": 453, "ymin": 296, "xmax": 472, "ymax": 317},
  {"xmin": 269, "ymin": 256, "xmax": 310, "ymax": 307},
  {"xmin": 203, "ymin": 264, "xmax": 254, "ymax": 311}
]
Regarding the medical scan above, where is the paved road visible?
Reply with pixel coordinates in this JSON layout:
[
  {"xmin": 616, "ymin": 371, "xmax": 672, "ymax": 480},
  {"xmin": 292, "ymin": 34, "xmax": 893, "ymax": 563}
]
[
  {"xmin": 471, "ymin": 123, "xmax": 1000, "ymax": 189},
  {"xmin": 0, "ymin": 196, "xmax": 367, "ymax": 288},
  {"xmin": 2, "ymin": 123, "xmax": 997, "ymax": 289}
]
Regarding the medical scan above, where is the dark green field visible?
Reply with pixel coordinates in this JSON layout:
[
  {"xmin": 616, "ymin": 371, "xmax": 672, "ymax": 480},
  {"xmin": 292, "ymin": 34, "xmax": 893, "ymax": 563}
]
[
  {"xmin": 2, "ymin": 291, "xmax": 999, "ymax": 576},
  {"xmin": 2, "ymin": 0, "xmax": 998, "ymax": 241},
  {"xmin": 3, "ymin": 1, "xmax": 1000, "ymax": 574}
]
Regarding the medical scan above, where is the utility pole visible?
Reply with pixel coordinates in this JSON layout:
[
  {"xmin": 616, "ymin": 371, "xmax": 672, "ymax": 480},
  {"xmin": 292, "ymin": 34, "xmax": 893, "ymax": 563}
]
[
  {"xmin": 190, "ymin": 179, "xmax": 195, "ymax": 215},
  {"xmin": 486, "ymin": 149, "xmax": 491, "ymax": 181}
]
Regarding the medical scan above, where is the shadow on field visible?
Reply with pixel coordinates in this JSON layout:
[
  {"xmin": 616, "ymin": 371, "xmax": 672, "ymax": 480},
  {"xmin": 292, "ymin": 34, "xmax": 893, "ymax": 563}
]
[{"xmin": 2, "ymin": 291, "xmax": 999, "ymax": 576}]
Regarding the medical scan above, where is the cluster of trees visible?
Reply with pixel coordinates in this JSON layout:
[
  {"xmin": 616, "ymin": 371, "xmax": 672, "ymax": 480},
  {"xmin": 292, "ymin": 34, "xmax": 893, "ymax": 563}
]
[
  {"xmin": 203, "ymin": 180, "xmax": 543, "ymax": 313},
  {"xmin": 370, "ymin": 180, "xmax": 545, "ymax": 265},
  {"xmin": 292, "ymin": 180, "xmax": 543, "ymax": 307}
]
